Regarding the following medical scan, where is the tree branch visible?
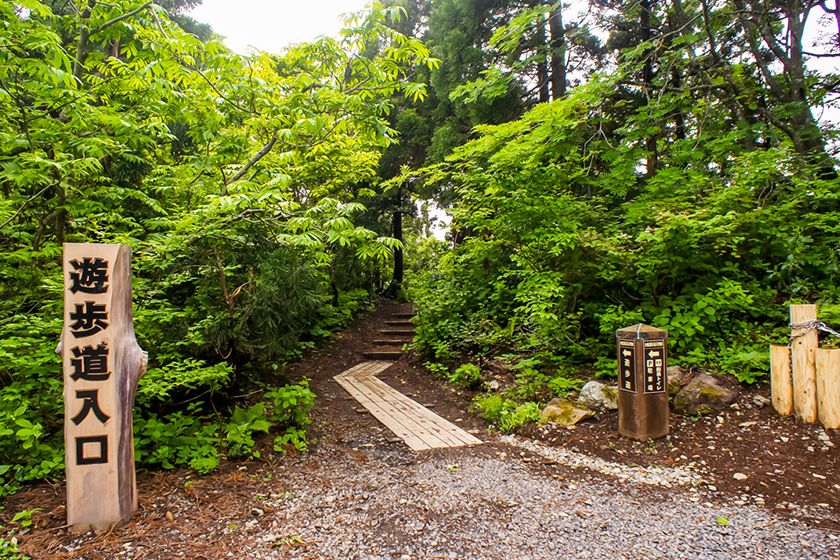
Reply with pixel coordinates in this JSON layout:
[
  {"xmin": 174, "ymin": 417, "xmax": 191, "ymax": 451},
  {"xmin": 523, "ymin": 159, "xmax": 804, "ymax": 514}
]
[
  {"xmin": 90, "ymin": 1, "xmax": 153, "ymax": 36},
  {"xmin": 0, "ymin": 184, "xmax": 53, "ymax": 230},
  {"xmin": 225, "ymin": 132, "xmax": 278, "ymax": 185},
  {"xmin": 802, "ymin": 50, "xmax": 840, "ymax": 57}
]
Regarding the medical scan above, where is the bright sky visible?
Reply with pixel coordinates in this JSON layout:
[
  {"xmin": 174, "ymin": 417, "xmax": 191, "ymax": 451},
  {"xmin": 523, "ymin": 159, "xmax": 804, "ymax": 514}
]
[{"xmin": 189, "ymin": 0, "xmax": 370, "ymax": 55}]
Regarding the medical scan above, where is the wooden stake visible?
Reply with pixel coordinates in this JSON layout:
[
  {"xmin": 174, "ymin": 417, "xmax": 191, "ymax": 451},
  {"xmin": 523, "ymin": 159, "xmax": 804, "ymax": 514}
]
[
  {"xmin": 815, "ymin": 348, "xmax": 840, "ymax": 429},
  {"xmin": 770, "ymin": 345, "xmax": 793, "ymax": 416},
  {"xmin": 790, "ymin": 304, "xmax": 818, "ymax": 423}
]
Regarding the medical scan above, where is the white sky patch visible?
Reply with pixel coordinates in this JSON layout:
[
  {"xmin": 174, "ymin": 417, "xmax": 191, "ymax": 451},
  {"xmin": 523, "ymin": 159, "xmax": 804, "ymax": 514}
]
[{"xmin": 189, "ymin": 0, "xmax": 370, "ymax": 55}]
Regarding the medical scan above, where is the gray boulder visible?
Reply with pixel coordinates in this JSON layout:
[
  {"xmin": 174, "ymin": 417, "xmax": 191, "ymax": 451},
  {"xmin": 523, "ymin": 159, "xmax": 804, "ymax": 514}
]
[
  {"xmin": 577, "ymin": 381, "xmax": 618, "ymax": 412},
  {"xmin": 673, "ymin": 372, "xmax": 738, "ymax": 415},
  {"xmin": 540, "ymin": 398, "xmax": 594, "ymax": 426},
  {"xmin": 667, "ymin": 365, "xmax": 694, "ymax": 396}
]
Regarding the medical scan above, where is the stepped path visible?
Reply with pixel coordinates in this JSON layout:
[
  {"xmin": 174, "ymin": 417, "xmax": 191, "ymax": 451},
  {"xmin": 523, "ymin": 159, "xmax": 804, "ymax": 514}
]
[
  {"xmin": 335, "ymin": 307, "xmax": 482, "ymax": 451},
  {"xmin": 8, "ymin": 300, "xmax": 838, "ymax": 560}
]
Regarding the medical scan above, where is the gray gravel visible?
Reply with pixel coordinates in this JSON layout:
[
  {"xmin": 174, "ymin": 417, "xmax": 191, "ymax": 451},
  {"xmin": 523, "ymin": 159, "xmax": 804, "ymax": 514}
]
[{"xmin": 226, "ymin": 437, "xmax": 839, "ymax": 560}]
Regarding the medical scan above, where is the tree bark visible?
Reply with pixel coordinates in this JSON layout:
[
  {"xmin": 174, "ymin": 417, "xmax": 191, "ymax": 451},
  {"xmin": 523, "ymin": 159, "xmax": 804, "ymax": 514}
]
[
  {"xmin": 390, "ymin": 186, "xmax": 405, "ymax": 294},
  {"xmin": 535, "ymin": 12, "xmax": 550, "ymax": 103},
  {"xmin": 548, "ymin": 4, "xmax": 566, "ymax": 100},
  {"xmin": 733, "ymin": 0, "xmax": 837, "ymax": 178},
  {"xmin": 640, "ymin": 0, "xmax": 658, "ymax": 177},
  {"xmin": 72, "ymin": 1, "xmax": 97, "ymax": 81}
]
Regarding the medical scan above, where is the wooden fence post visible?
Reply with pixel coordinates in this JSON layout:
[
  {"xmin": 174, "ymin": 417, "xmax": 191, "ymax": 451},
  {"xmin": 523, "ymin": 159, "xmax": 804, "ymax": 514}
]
[
  {"xmin": 815, "ymin": 349, "xmax": 840, "ymax": 429},
  {"xmin": 770, "ymin": 345, "xmax": 793, "ymax": 416},
  {"xmin": 790, "ymin": 305, "xmax": 818, "ymax": 423}
]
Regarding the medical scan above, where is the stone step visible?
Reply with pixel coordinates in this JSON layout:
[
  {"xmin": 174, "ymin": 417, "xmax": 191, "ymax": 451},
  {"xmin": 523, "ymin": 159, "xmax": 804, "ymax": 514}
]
[
  {"xmin": 384, "ymin": 320, "xmax": 414, "ymax": 328},
  {"xmin": 378, "ymin": 329, "xmax": 414, "ymax": 337},
  {"xmin": 363, "ymin": 350, "xmax": 403, "ymax": 360}
]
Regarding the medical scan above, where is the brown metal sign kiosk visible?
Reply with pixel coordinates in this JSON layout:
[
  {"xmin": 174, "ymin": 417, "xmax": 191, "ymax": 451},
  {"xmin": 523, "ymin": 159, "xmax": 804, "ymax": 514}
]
[{"xmin": 616, "ymin": 323, "xmax": 669, "ymax": 440}]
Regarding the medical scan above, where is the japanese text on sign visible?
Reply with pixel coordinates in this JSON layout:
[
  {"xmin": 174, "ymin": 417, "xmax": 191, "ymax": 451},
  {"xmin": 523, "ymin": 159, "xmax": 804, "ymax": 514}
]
[
  {"xmin": 643, "ymin": 341, "xmax": 665, "ymax": 394},
  {"xmin": 67, "ymin": 257, "xmax": 111, "ymax": 465},
  {"xmin": 619, "ymin": 341, "xmax": 636, "ymax": 393}
]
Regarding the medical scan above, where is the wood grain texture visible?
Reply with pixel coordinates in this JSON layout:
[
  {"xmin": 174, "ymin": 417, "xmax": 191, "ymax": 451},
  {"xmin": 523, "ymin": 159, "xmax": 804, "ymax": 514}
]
[
  {"xmin": 815, "ymin": 349, "xmax": 840, "ymax": 429},
  {"xmin": 60, "ymin": 244, "xmax": 146, "ymax": 533},
  {"xmin": 791, "ymin": 305, "xmax": 818, "ymax": 422},
  {"xmin": 335, "ymin": 361, "xmax": 481, "ymax": 451},
  {"xmin": 770, "ymin": 345, "xmax": 793, "ymax": 416}
]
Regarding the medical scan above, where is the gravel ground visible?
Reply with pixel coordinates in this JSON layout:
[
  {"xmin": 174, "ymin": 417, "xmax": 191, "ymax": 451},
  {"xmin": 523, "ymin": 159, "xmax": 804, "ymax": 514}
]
[{"xmin": 233, "ymin": 438, "xmax": 839, "ymax": 560}]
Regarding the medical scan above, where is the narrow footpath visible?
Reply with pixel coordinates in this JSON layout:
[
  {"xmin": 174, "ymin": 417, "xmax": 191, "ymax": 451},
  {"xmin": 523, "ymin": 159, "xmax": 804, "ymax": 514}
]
[{"xmin": 9, "ymin": 301, "xmax": 840, "ymax": 559}]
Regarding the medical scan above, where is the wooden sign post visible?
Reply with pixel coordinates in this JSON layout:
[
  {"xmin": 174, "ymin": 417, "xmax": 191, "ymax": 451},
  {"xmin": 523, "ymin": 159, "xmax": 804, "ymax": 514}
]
[
  {"xmin": 616, "ymin": 324, "xmax": 669, "ymax": 440},
  {"xmin": 58, "ymin": 243, "xmax": 146, "ymax": 532}
]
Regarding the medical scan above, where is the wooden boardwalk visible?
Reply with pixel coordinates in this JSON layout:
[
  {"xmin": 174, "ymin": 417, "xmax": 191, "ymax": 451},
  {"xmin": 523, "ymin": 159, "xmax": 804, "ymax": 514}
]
[{"xmin": 335, "ymin": 362, "xmax": 483, "ymax": 451}]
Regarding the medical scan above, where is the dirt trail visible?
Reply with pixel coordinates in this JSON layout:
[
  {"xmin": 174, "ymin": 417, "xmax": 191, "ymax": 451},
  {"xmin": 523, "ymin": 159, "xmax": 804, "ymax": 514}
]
[{"xmin": 5, "ymin": 301, "xmax": 839, "ymax": 559}]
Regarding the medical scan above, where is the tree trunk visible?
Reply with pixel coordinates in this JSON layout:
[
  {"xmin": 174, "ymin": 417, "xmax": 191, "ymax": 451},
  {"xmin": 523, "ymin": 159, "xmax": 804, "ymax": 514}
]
[
  {"xmin": 548, "ymin": 4, "xmax": 566, "ymax": 100},
  {"xmin": 535, "ymin": 12, "xmax": 550, "ymax": 103},
  {"xmin": 640, "ymin": 0, "xmax": 658, "ymax": 177},
  {"xmin": 733, "ymin": 0, "xmax": 836, "ymax": 178},
  {"xmin": 391, "ymin": 187, "xmax": 405, "ymax": 291},
  {"xmin": 72, "ymin": 1, "xmax": 97, "ymax": 80}
]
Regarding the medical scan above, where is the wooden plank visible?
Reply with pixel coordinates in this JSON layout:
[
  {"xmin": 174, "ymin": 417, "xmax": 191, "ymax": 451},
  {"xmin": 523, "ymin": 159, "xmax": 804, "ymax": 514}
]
[
  {"xmin": 334, "ymin": 361, "xmax": 482, "ymax": 450},
  {"xmin": 362, "ymin": 350, "xmax": 402, "ymax": 360},
  {"xmin": 354, "ymin": 376, "xmax": 477, "ymax": 447},
  {"xmin": 61, "ymin": 243, "xmax": 147, "ymax": 533},
  {"xmin": 350, "ymin": 370, "xmax": 481, "ymax": 446},
  {"xmin": 335, "ymin": 377, "xmax": 431, "ymax": 450},
  {"xmin": 357, "ymin": 376, "xmax": 481, "ymax": 446},
  {"xmin": 815, "ymin": 349, "xmax": 840, "ymax": 429},
  {"xmin": 335, "ymin": 361, "xmax": 390, "ymax": 380},
  {"xmin": 770, "ymin": 345, "xmax": 794, "ymax": 416},
  {"xmin": 335, "ymin": 376, "xmax": 436, "ymax": 450},
  {"xmin": 344, "ymin": 376, "xmax": 452, "ymax": 449},
  {"xmin": 791, "ymin": 305, "xmax": 818, "ymax": 422}
]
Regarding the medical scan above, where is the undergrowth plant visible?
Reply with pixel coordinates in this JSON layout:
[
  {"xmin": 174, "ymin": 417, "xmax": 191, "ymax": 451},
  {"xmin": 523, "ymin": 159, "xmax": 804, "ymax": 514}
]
[
  {"xmin": 0, "ymin": 0, "xmax": 432, "ymax": 492},
  {"xmin": 405, "ymin": 71, "xmax": 839, "ymax": 414}
]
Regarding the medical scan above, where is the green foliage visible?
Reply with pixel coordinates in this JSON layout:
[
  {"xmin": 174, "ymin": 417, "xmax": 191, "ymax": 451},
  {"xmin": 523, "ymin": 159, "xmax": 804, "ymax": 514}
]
[
  {"xmin": 471, "ymin": 394, "xmax": 541, "ymax": 432},
  {"xmin": 265, "ymin": 380, "xmax": 316, "ymax": 429},
  {"xmin": 406, "ymin": 67, "xmax": 838, "ymax": 395},
  {"xmin": 224, "ymin": 403, "xmax": 272, "ymax": 459},
  {"xmin": 133, "ymin": 379, "xmax": 316, "ymax": 472},
  {"xmin": 134, "ymin": 407, "xmax": 221, "ymax": 474},
  {"xmin": 137, "ymin": 360, "xmax": 232, "ymax": 406},
  {"xmin": 0, "ymin": 530, "xmax": 27, "ymax": 560},
  {"xmin": 274, "ymin": 428, "xmax": 309, "ymax": 454},
  {"xmin": 10, "ymin": 509, "xmax": 40, "ymax": 530},
  {"xmin": 0, "ymin": 0, "xmax": 434, "ymax": 488},
  {"xmin": 547, "ymin": 375, "xmax": 584, "ymax": 398},
  {"xmin": 448, "ymin": 363, "xmax": 483, "ymax": 389},
  {"xmin": 423, "ymin": 361, "xmax": 449, "ymax": 377}
]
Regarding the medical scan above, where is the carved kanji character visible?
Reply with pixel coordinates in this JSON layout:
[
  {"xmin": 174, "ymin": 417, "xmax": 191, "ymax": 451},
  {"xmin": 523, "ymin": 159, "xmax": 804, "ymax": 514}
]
[
  {"xmin": 71, "ymin": 390, "xmax": 110, "ymax": 425},
  {"xmin": 70, "ymin": 343, "xmax": 110, "ymax": 381},
  {"xmin": 69, "ymin": 302, "xmax": 109, "ymax": 338},
  {"xmin": 69, "ymin": 257, "xmax": 109, "ymax": 294}
]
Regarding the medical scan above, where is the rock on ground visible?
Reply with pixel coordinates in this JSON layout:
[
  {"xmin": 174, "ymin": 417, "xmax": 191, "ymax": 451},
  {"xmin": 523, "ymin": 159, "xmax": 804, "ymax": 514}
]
[
  {"xmin": 577, "ymin": 381, "xmax": 618, "ymax": 412},
  {"xmin": 673, "ymin": 372, "xmax": 739, "ymax": 415},
  {"xmin": 541, "ymin": 398, "xmax": 594, "ymax": 426}
]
